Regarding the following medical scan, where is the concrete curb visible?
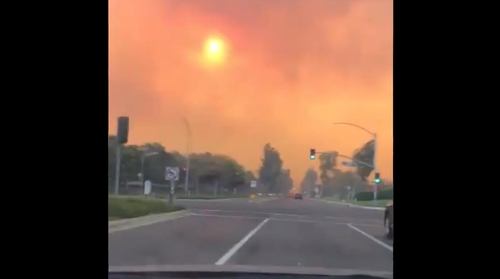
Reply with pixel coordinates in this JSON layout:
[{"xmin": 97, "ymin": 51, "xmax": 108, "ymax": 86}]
[
  {"xmin": 108, "ymin": 210, "xmax": 189, "ymax": 233},
  {"xmin": 318, "ymin": 199, "xmax": 385, "ymax": 211}
]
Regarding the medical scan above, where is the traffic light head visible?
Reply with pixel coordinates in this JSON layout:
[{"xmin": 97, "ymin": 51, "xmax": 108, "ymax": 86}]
[
  {"xmin": 374, "ymin": 172, "xmax": 381, "ymax": 184},
  {"xmin": 310, "ymin": 149, "xmax": 316, "ymax": 160}
]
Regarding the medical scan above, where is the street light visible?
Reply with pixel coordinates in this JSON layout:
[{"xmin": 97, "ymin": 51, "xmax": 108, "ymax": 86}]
[
  {"xmin": 333, "ymin": 122, "xmax": 379, "ymax": 202},
  {"xmin": 140, "ymin": 151, "xmax": 158, "ymax": 188},
  {"xmin": 182, "ymin": 117, "xmax": 192, "ymax": 195}
]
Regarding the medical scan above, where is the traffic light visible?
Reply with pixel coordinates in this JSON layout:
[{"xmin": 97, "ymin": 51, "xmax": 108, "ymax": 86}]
[
  {"xmin": 374, "ymin": 172, "xmax": 381, "ymax": 184},
  {"xmin": 310, "ymin": 149, "xmax": 316, "ymax": 160},
  {"xmin": 117, "ymin": 116, "xmax": 129, "ymax": 144}
]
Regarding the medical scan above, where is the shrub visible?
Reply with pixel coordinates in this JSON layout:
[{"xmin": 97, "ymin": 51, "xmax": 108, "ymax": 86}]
[
  {"xmin": 355, "ymin": 188, "xmax": 393, "ymax": 201},
  {"xmin": 108, "ymin": 197, "xmax": 184, "ymax": 219}
]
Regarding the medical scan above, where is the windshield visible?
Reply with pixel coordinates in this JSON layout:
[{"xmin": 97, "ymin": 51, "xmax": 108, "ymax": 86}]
[{"xmin": 109, "ymin": 0, "xmax": 393, "ymax": 277}]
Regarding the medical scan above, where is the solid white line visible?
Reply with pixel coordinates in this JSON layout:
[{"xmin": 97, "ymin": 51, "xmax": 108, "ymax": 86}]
[
  {"xmin": 270, "ymin": 218, "xmax": 316, "ymax": 223},
  {"xmin": 349, "ymin": 223, "xmax": 384, "ymax": 228},
  {"xmin": 193, "ymin": 209, "xmax": 306, "ymax": 218},
  {"xmin": 215, "ymin": 218, "xmax": 270, "ymax": 265},
  {"xmin": 191, "ymin": 213, "xmax": 322, "ymax": 223},
  {"xmin": 347, "ymin": 224, "xmax": 393, "ymax": 252},
  {"xmin": 190, "ymin": 213, "xmax": 265, "ymax": 220},
  {"xmin": 325, "ymin": 216, "xmax": 379, "ymax": 222},
  {"xmin": 191, "ymin": 213, "xmax": 381, "ymax": 227}
]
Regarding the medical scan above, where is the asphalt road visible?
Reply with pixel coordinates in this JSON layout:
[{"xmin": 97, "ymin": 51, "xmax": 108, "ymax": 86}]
[{"xmin": 109, "ymin": 197, "xmax": 393, "ymax": 273}]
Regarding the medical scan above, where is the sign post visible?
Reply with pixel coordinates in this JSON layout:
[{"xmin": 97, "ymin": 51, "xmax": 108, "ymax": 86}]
[
  {"xmin": 144, "ymin": 180, "xmax": 152, "ymax": 196},
  {"xmin": 165, "ymin": 167, "xmax": 179, "ymax": 204},
  {"xmin": 250, "ymin": 180, "xmax": 257, "ymax": 188}
]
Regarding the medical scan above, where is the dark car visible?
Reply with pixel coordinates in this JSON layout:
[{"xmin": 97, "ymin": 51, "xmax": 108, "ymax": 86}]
[
  {"xmin": 294, "ymin": 193, "xmax": 303, "ymax": 200},
  {"xmin": 384, "ymin": 200, "xmax": 393, "ymax": 239}
]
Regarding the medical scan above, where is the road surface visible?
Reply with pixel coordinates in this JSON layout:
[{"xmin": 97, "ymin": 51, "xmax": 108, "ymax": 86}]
[{"xmin": 109, "ymin": 197, "xmax": 393, "ymax": 273}]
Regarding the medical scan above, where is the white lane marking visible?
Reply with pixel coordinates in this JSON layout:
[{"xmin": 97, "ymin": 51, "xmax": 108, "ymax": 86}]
[
  {"xmin": 108, "ymin": 214, "xmax": 189, "ymax": 234},
  {"xmin": 191, "ymin": 213, "xmax": 354, "ymax": 225},
  {"xmin": 190, "ymin": 213, "xmax": 265, "ymax": 220},
  {"xmin": 270, "ymin": 218, "xmax": 316, "ymax": 223},
  {"xmin": 192, "ymin": 213, "xmax": 311, "ymax": 223},
  {"xmin": 192, "ymin": 209, "xmax": 310, "ymax": 218},
  {"xmin": 192, "ymin": 211, "xmax": 383, "ymax": 227},
  {"xmin": 354, "ymin": 223, "xmax": 385, "ymax": 228},
  {"xmin": 215, "ymin": 218, "xmax": 270, "ymax": 265},
  {"xmin": 325, "ymin": 216, "xmax": 380, "ymax": 223},
  {"xmin": 347, "ymin": 223, "xmax": 393, "ymax": 252}
]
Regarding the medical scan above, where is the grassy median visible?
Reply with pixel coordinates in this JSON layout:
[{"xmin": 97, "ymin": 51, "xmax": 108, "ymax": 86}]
[
  {"xmin": 108, "ymin": 196, "xmax": 184, "ymax": 220},
  {"xmin": 175, "ymin": 194, "xmax": 248, "ymax": 200}
]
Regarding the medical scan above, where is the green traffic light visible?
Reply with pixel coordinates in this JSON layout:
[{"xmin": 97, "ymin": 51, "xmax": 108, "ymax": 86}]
[
  {"xmin": 374, "ymin": 178, "xmax": 380, "ymax": 183},
  {"xmin": 310, "ymin": 155, "xmax": 315, "ymax": 160}
]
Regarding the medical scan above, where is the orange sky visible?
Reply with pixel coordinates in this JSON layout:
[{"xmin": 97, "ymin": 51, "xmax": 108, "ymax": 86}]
[{"xmin": 109, "ymin": 0, "xmax": 393, "ymax": 184}]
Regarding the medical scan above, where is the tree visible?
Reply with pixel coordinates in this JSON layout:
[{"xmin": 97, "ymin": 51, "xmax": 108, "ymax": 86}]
[
  {"xmin": 258, "ymin": 143, "xmax": 283, "ymax": 193},
  {"xmin": 108, "ymin": 135, "xmax": 251, "ymax": 195},
  {"xmin": 318, "ymin": 152, "xmax": 339, "ymax": 196},
  {"xmin": 244, "ymin": 170, "xmax": 256, "ymax": 183},
  {"xmin": 276, "ymin": 169, "xmax": 293, "ymax": 194},
  {"xmin": 141, "ymin": 143, "xmax": 180, "ymax": 184},
  {"xmin": 300, "ymin": 168, "xmax": 318, "ymax": 195},
  {"xmin": 352, "ymin": 139, "xmax": 375, "ymax": 181}
]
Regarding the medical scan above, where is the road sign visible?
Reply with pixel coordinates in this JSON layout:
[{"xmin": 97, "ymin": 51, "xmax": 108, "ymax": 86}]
[
  {"xmin": 144, "ymin": 180, "xmax": 152, "ymax": 195},
  {"xmin": 342, "ymin": 161, "xmax": 357, "ymax": 167},
  {"xmin": 165, "ymin": 167, "xmax": 179, "ymax": 181},
  {"xmin": 250, "ymin": 180, "xmax": 257, "ymax": 188}
]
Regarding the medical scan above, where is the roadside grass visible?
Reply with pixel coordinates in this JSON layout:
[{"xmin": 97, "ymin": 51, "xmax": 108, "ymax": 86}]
[{"xmin": 108, "ymin": 196, "xmax": 184, "ymax": 219}]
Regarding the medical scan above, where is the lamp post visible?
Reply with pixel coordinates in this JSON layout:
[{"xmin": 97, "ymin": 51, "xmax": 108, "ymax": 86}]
[
  {"xmin": 140, "ymin": 151, "xmax": 159, "ymax": 187},
  {"xmin": 182, "ymin": 117, "xmax": 192, "ymax": 195},
  {"xmin": 333, "ymin": 122, "xmax": 378, "ymax": 203}
]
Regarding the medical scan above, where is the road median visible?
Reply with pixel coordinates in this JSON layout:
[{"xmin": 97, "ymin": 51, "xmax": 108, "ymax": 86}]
[{"xmin": 108, "ymin": 196, "xmax": 187, "ymax": 232}]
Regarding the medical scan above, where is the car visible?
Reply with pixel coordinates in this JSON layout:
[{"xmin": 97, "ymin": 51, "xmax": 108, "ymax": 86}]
[
  {"xmin": 294, "ymin": 193, "xmax": 303, "ymax": 200},
  {"xmin": 384, "ymin": 200, "xmax": 393, "ymax": 239}
]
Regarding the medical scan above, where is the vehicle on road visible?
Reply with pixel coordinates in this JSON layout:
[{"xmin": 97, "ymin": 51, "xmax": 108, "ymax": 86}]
[
  {"xmin": 294, "ymin": 193, "xmax": 303, "ymax": 200},
  {"xmin": 384, "ymin": 200, "xmax": 393, "ymax": 239}
]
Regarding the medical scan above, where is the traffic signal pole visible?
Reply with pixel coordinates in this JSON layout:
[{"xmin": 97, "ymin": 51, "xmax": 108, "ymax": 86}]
[
  {"xmin": 309, "ymin": 149, "xmax": 379, "ymax": 204},
  {"xmin": 330, "ymin": 122, "xmax": 380, "ymax": 205},
  {"xmin": 312, "ymin": 151, "xmax": 374, "ymax": 169},
  {"xmin": 373, "ymin": 133, "xmax": 378, "ymax": 205}
]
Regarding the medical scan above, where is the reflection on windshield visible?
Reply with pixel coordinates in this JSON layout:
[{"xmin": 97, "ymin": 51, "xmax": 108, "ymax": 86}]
[{"xmin": 109, "ymin": 0, "xmax": 393, "ymax": 276}]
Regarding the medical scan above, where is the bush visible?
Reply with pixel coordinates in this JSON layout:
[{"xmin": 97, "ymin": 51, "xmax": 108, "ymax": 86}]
[
  {"xmin": 355, "ymin": 188, "xmax": 393, "ymax": 201},
  {"xmin": 108, "ymin": 197, "xmax": 184, "ymax": 219}
]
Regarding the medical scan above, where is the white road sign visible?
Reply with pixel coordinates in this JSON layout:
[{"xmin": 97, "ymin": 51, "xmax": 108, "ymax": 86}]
[
  {"xmin": 342, "ymin": 161, "xmax": 357, "ymax": 167},
  {"xmin": 144, "ymin": 180, "xmax": 152, "ymax": 195},
  {"xmin": 165, "ymin": 167, "xmax": 179, "ymax": 181},
  {"xmin": 250, "ymin": 180, "xmax": 257, "ymax": 188}
]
